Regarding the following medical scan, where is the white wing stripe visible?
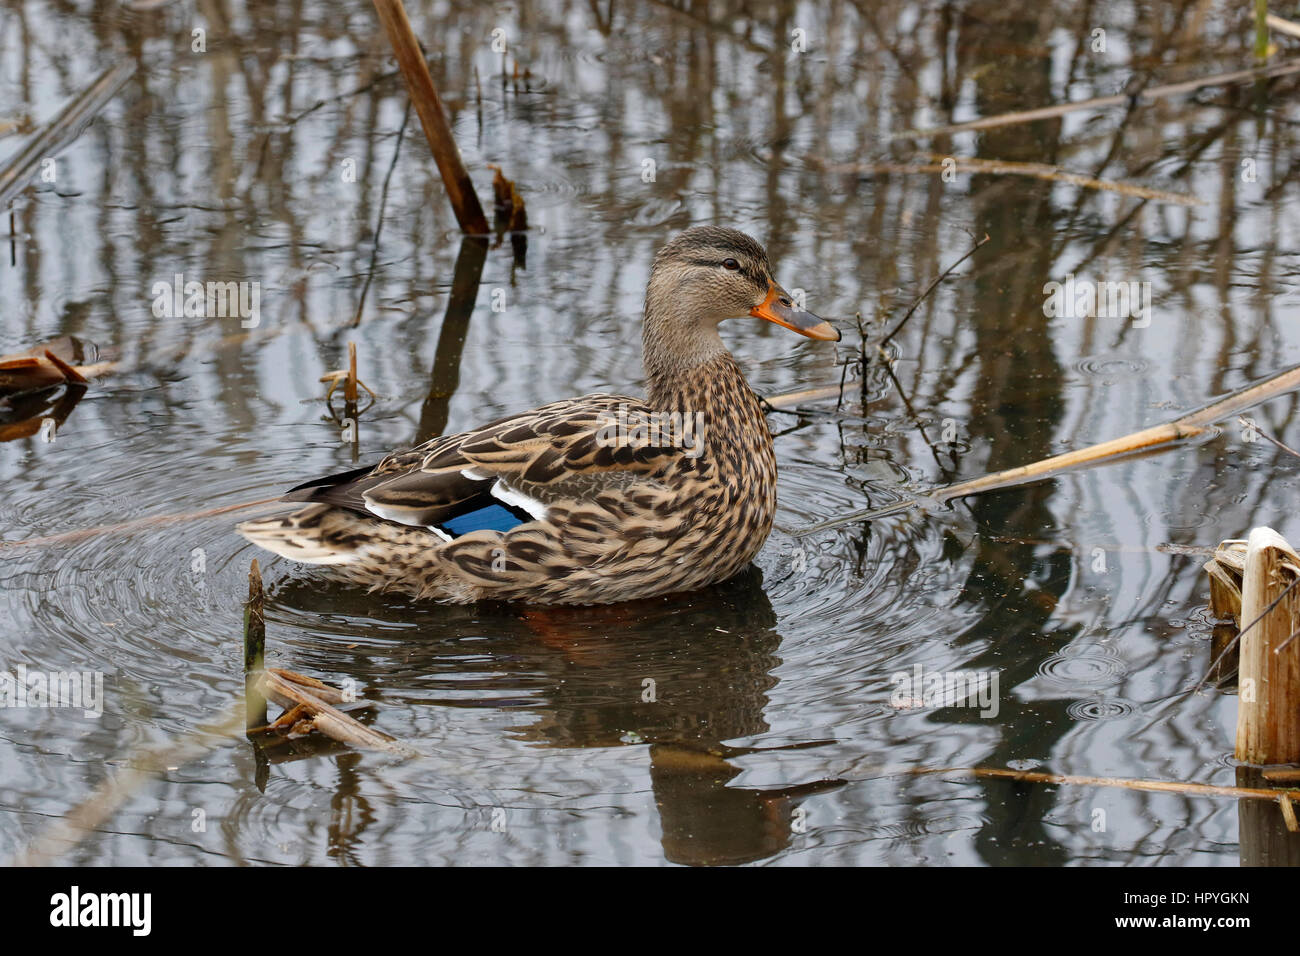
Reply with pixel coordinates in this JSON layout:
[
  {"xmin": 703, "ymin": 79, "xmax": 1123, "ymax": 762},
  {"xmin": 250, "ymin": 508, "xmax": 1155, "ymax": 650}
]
[{"xmin": 490, "ymin": 480, "xmax": 548, "ymax": 520}]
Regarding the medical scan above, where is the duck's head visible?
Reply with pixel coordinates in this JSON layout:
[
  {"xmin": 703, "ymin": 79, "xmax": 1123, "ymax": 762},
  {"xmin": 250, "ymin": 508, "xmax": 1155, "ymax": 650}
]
[{"xmin": 643, "ymin": 226, "xmax": 839, "ymax": 378}]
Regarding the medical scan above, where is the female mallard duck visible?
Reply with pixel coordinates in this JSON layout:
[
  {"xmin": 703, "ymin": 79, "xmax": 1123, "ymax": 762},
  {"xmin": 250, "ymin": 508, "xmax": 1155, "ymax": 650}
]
[{"xmin": 238, "ymin": 226, "xmax": 839, "ymax": 604}]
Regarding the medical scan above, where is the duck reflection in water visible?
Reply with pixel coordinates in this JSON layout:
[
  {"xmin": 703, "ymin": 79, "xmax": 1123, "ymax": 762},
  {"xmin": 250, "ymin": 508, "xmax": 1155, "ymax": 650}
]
[{"xmin": 270, "ymin": 565, "xmax": 841, "ymax": 866}]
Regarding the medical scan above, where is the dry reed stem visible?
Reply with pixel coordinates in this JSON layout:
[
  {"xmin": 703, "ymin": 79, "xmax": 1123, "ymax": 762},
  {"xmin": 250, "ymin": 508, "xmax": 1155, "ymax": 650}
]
[
  {"xmin": 799, "ymin": 362, "xmax": 1300, "ymax": 535},
  {"xmin": 1235, "ymin": 529, "xmax": 1300, "ymax": 764},
  {"xmin": 370, "ymin": 0, "xmax": 488, "ymax": 233}
]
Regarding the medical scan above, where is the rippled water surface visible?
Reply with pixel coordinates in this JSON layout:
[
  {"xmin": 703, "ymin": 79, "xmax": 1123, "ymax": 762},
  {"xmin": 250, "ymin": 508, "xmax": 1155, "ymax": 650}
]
[{"xmin": 3, "ymin": 0, "xmax": 1300, "ymax": 865}]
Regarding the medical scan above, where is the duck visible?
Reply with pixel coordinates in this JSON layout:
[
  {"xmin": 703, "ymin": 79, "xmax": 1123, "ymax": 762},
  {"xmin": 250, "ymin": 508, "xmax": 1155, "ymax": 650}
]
[{"xmin": 237, "ymin": 226, "xmax": 839, "ymax": 605}]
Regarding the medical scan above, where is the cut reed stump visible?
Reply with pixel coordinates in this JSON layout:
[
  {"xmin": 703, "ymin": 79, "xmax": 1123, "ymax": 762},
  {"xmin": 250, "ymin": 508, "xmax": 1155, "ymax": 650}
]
[
  {"xmin": 370, "ymin": 0, "xmax": 488, "ymax": 234},
  {"xmin": 1204, "ymin": 530, "xmax": 1300, "ymax": 763},
  {"xmin": 1237, "ymin": 529, "xmax": 1300, "ymax": 764},
  {"xmin": 1206, "ymin": 528, "xmax": 1300, "ymax": 864}
]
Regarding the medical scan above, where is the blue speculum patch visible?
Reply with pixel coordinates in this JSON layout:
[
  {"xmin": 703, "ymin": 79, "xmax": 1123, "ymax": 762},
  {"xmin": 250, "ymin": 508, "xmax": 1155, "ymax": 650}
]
[{"xmin": 438, "ymin": 503, "xmax": 529, "ymax": 537}]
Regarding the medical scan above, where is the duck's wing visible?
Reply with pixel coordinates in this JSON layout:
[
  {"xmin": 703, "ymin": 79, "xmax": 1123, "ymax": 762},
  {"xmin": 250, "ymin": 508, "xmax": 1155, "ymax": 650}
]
[{"xmin": 282, "ymin": 394, "xmax": 685, "ymax": 534}]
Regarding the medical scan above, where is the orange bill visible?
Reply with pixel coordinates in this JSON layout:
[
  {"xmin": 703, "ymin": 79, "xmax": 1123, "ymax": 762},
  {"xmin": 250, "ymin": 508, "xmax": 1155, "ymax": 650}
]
[{"xmin": 749, "ymin": 282, "xmax": 840, "ymax": 341}]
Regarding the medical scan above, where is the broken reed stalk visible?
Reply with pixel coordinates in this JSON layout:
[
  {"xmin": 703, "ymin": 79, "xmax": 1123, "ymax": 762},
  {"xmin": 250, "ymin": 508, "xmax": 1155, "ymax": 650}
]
[
  {"xmin": 266, "ymin": 667, "xmax": 349, "ymax": 705},
  {"xmin": 0, "ymin": 349, "xmax": 87, "ymax": 392},
  {"xmin": 244, "ymin": 559, "xmax": 267, "ymax": 731},
  {"xmin": 0, "ymin": 61, "xmax": 135, "ymax": 208},
  {"xmin": 1280, "ymin": 794, "xmax": 1300, "ymax": 833},
  {"xmin": 892, "ymin": 57, "xmax": 1300, "ymax": 140},
  {"xmin": 258, "ymin": 669, "xmax": 415, "ymax": 756},
  {"xmin": 370, "ymin": 0, "xmax": 488, "ymax": 234},
  {"xmin": 1197, "ymin": 543, "xmax": 1298, "ymax": 694},
  {"xmin": 1234, "ymin": 528, "xmax": 1300, "ymax": 765},
  {"xmin": 797, "ymin": 361, "xmax": 1300, "ymax": 535},
  {"xmin": 488, "ymin": 164, "xmax": 529, "ymax": 232}
]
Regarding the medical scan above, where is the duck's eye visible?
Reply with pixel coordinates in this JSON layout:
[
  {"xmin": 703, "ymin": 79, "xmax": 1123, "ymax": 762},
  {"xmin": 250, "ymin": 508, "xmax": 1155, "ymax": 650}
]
[{"xmin": 722, "ymin": 258, "xmax": 740, "ymax": 271}]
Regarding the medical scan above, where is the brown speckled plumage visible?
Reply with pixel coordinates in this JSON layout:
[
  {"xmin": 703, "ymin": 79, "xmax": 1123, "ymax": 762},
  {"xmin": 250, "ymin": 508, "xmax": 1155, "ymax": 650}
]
[{"xmin": 238, "ymin": 226, "xmax": 837, "ymax": 604}]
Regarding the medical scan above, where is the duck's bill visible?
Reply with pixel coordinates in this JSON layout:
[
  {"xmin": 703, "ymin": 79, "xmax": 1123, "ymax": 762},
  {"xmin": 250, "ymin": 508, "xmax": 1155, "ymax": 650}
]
[{"xmin": 750, "ymin": 284, "xmax": 841, "ymax": 341}]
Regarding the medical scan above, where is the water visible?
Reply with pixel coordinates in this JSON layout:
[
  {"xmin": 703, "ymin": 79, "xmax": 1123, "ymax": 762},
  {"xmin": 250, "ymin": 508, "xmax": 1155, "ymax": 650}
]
[{"xmin": 2, "ymin": 0, "xmax": 1298, "ymax": 865}]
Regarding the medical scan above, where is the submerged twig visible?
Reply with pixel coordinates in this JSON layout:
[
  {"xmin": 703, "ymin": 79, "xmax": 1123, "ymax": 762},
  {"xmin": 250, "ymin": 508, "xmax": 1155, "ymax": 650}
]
[
  {"xmin": 10, "ymin": 703, "xmax": 245, "ymax": 867},
  {"xmin": 0, "ymin": 497, "xmax": 283, "ymax": 551},
  {"xmin": 881, "ymin": 233, "xmax": 990, "ymax": 348},
  {"xmin": 0, "ymin": 62, "xmax": 135, "ymax": 208}
]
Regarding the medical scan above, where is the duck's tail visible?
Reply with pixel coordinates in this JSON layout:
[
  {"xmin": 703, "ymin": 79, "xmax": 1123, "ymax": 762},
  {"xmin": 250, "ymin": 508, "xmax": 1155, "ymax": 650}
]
[{"xmin": 236, "ymin": 504, "xmax": 373, "ymax": 565}]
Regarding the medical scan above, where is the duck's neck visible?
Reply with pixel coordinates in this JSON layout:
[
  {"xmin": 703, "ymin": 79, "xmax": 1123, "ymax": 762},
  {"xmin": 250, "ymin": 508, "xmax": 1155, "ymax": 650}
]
[
  {"xmin": 642, "ymin": 296, "xmax": 732, "ymax": 409},
  {"xmin": 641, "ymin": 299, "xmax": 771, "ymax": 475}
]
